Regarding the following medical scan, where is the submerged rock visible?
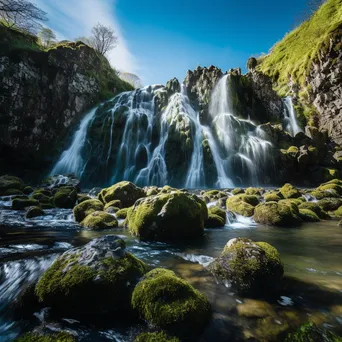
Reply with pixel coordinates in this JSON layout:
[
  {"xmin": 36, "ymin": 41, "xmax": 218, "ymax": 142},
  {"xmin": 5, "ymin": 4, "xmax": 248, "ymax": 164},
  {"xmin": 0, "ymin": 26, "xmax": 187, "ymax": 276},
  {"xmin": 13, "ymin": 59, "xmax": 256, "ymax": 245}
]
[
  {"xmin": 254, "ymin": 201, "xmax": 302, "ymax": 227},
  {"xmin": 35, "ymin": 235, "xmax": 147, "ymax": 315},
  {"xmin": 126, "ymin": 191, "xmax": 208, "ymax": 241},
  {"xmin": 207, "ymin": 238, "xmax": 283, "ymax": 296},
  {"xmin": 131, "ymin": 268, "xmax": 211, "ymax": 338},
  {"xmin": 81, "ymin": 211, "xmax": 118, "ymax": 230},
  {"xmin": 99, "ymin": 181, "xmax": 145, "ymax": 208}
]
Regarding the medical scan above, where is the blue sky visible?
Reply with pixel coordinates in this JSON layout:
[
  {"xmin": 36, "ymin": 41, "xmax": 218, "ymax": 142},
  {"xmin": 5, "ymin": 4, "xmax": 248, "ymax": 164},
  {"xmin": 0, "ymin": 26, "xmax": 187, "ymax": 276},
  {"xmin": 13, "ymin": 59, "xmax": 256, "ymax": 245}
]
[{"xmin": 35, "ymin": 0, "xmax": 311, "ymax": 85}]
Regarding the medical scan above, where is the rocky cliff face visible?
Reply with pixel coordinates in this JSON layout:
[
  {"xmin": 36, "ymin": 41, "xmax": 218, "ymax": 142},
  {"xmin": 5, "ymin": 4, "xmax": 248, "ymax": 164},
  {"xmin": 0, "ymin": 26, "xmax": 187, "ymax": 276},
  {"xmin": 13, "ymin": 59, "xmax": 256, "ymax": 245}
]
[
  {"xmin": 0, "ymin": 27, "xmax": 132, "ymax": 177},
  {"xmin": 307, "ymin": 30, "xmax": 342, "ymax": 145}
]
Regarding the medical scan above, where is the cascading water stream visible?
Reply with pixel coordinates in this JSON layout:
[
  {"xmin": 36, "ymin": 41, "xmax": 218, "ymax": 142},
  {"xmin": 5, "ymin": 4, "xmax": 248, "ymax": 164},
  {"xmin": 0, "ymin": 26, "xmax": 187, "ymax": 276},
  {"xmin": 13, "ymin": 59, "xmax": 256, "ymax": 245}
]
[
  {"xmin": 283, "ymin": 96, "xmax": 302, "ymax": 137},
  {"xmin": 50, "ymin": 107, "xmax": 97, "ymax": 177}
]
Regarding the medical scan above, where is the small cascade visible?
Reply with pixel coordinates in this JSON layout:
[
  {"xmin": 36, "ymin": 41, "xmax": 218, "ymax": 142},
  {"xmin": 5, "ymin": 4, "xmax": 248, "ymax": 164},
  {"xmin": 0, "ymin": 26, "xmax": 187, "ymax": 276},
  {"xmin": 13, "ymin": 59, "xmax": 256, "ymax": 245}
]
[
  {"xmin": 50, "ymin": 107, "xmax": 97, "ymax": 177},
  {"xmin": 283, "ymin": 96, "xmax": 302, "ymax": 137},
  {"xmin": 208, "ymin": 75, "xmax": 274, "ymax": 185}
]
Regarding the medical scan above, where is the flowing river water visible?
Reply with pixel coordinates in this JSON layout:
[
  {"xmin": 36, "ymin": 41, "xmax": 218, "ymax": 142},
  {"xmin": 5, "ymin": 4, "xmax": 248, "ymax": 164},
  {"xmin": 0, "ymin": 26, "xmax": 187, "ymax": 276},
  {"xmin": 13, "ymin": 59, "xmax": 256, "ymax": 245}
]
[{"xmin": 1, "ymin": 196, "xmax": 342, "ymax": 341}]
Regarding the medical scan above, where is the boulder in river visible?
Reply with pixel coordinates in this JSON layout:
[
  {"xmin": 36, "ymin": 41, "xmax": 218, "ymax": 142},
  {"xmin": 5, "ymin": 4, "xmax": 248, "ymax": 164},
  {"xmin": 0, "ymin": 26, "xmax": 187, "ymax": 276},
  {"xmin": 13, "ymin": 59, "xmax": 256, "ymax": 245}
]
[
  {"xmin": 35, "ymin": 235, "xmax": 148, "ymax": 315},
  {"xmin": 0, "ymin": 175, "xmax": 24, "ymax": 196},
  {"xmin": 73, "ymin": 199, "xmax": 104, "ymax": 222},
  {"xmin": 132, "ymin": 268, "xmax": 211, "ymax": 338},
  {"xmin": 254, "ymin": 201, "xmax": 302, "ymax": 227},
  {"xmin": 126, "ymin": 191, "xmax": 208, "ymax": 241},
  {"xmin": 99, "ymin": 181, "xmax": 145, "ymax": 208},
  {"xmin": 53, "ymin": 186, "xmax": 77, "ymax": 209},
  {"xmin": 81, "ymin": 211, "xmax": 118, "ymax": 230},
  {"xmin": 134, "ymin": 332, "xmax": 179, "ymax": 342},
  {"xmin": 207, "ymin": 238, "xmax": 284, "ymax": 296},
  {"xmin": 226, "ymin": 194, "xmax": 259, "ymax": 217},
  {"xmin": 25, "ymin": 206, "xmax": 44, "ymax": 219}
]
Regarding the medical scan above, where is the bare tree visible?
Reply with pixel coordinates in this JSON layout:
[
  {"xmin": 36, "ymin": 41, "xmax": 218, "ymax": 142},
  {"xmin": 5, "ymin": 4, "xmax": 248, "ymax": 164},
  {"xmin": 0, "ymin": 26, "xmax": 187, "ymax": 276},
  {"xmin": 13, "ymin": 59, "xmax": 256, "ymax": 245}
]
[
  {"xmin": 38, "ymin": 27, "xmax": 56, "ymax": 48},
  {"xmin": 90, "ymin": 23, "xmax": 118, "ymax": 56},
  {"xmin": 0, "ymin": 0, "xmax": 47, "ymax": 33},
  {"xmin": 119, "ymin": 72, "xmax": 142, "ymax": 88}
]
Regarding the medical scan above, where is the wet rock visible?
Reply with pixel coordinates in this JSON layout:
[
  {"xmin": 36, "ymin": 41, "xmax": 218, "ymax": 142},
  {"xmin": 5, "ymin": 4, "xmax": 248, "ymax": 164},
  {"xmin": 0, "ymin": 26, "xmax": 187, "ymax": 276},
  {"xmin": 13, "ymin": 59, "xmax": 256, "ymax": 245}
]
[
  {"xmin": 226, "ymin": 194, "xmax": 259, "ymax": 217},
  {"xmin": 318, "ymin": 198, "xmax": 342, "ymax": 212},
  {"xmin": 25, "ymin": 206, "xmax": 44, "ymax": 219},
  {"xmin": 73, "ymin": 199, "xmax": 104, "ymax": 222},
  {"xmin": 298, "ymin": 209, "xmax": 320, "ymax": 222},
  {"xmin": 35, "ymin": 235, "xmax": 147, "ymax": 315},
  {"xmin": 134, "ymin": 332, "xmax": 179, "ymax": 342},
  {"xmin": 132, "ymin": 268, "xmax": 211, "ymax": 338},
  {"xmin": 298, "ymin": 202, "xmax": 330, "ymax": 219},
  {"xmin": 41, "ymin": 174, "xmax": 80, "ymax": 190},
  {"xmin": 77, "ymin": 194, "xmax": 91, "ymax": 204},
  {"xmin": 81, "ymin": 211, "xmax": 118, "ymax": 230},
  {"xmin": 23, "ymin": 186, "xmax": 34, "ymax": 195},
  {"xmin": 99, "ymin": 181, "xmax": 145, "ymax": 208},
  {"xmin": 116, "ymin": 207, "xmax": 129, "ymax": 219},
  {"xmin": 12, "ymin": 198, "xmax": 39, "ymax": 210},
  {"xmin": 207, "ymin": 238, "xmax": 284, "ymax": 296},
  {"xmin": 53, "ymin": 186, "xmax": 77, "ymax": 209},
  {"xmin": 126, "ymin": 191, "xmax": 208, "ymax": 242},
  {"xmin": 280, "ymin": 183, "xmax": 301, "ymax": 199},
  {"xmin": 254, "ymin": 201, "xmax": 302, "ymax": 227}
]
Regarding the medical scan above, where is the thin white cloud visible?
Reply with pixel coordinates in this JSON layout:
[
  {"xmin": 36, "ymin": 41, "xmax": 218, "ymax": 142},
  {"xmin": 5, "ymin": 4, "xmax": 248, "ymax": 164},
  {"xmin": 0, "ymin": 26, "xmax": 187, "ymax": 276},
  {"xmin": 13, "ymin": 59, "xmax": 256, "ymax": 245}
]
[{"xmin": 33, "ymin": 0, "xmax": 139, "ymax": 74}]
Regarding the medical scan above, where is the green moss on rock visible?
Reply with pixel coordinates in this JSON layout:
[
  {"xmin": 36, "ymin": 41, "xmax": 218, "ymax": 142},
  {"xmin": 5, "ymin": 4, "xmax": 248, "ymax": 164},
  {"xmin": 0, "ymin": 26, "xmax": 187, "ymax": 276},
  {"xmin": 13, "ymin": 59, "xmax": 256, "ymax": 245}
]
[
  {"xmin": 15, "ymin": 332, "xmax": 77, "ymax": 342},
  {"xmin": 208, "ymin": 238, "xmax": 284, "ymax": 296},
  {"xmin": 285, "ymin": 323, "xmax": 342, "ymax": 342},
  {"xmin": 318, "ymin": 198, "xmax": 342, "ymax": 212},
  {"xmin": 132, "ymin": 268, "xmax": 211, "ymax": 337},
  {"xmin": 280, "ymin": 183, "xmax": 301, "ymax": 199},
  {"xmin": 254, "ymin": 201, "xmax": 302, "ymax": 227},
  {"xmin": 298, "ymin": 202, "xmax": 330, "ymax": 219},
  {"xmin": 77, "ymin": 194, "xmax": 91, "ymax": 204},
  {"xmin": 231, "ymin": 188, "xmax": 245, "ymax": 195},
  {"xmin": 3, "ymin": 188, "xmax": 24, "ymax": 196},
  {"xmin": 81, "ymin": 211, "xmax": 118, "ymax": 230},
  {"xmin": 205, "ymin": 214, "xmax": 225, "ymax": 228},
  {"xmin": 23, "ymin": 186, "xmax": 34, "ymax": 195},
  {"xmin": 116, "ymin": 207, "xmax": 129, "ymax": 219},
  {"xmin": 245, "ymin": 187, "xmax": 263, "ymax": 196},
  {"xmin": 53, "ymin": 187, "xmax": 77, "ymax": 209},
  {"xmin": 104, "ymin": 199, "xmax": 122, "ymax": 210},
  {"xmin": 25, "ymin": 206, "xmax": 44, "ymax": 219},
  {"xmin": 299, "ymin": 209, "xmax": 320, "ymax": 222},
  {"xmin": 134, "ymin": 332, "xmax": 179, "ymax": 342},
  {"xmin": 226, "ymin": 194, "xmax": 259, "ymax": 217},
  {"xmin": 73, "ymin": 199, "xmax": 104, "ymax": 222},
  {"xmin": 12, "ymin": 198, "xmax": 39, "ymax": 210},
  {"xmin": 99, "ymin": 181, "xmax": 145, "ymax": 207},
  {"xmin": 126, "ymin": 192, "xmax": 208, "ymax": 242},
  {"xmin": 264, "ymin": 192, "xmax": 282, "ymax": 202},
  {"xmin": 208, "ymin": 206, "xmax": 226, "ymax": 221},
  {"xmin": 36, "ymin": 235, "xmax": 147, "ymax": 315}
]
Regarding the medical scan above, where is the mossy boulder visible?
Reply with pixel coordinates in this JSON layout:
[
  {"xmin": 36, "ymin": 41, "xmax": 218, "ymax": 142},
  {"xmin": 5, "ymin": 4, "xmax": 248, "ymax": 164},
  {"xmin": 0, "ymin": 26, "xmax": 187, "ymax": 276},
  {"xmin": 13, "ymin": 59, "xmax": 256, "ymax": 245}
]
[
  {"xmin": 231, "ymin": 188, "xmax": 244, "ymax": 195},
  {"xmin": 0, "ymin": 175, "xmax": 24, "ymax": 195},
  {"xmin": 53, "ymin": 186, "xmax": 77, "ymax": 209},
  {"xmin": 132, "ymin": 268, "xmax": 211, "ymax": 338},
  {"xmin": 12, "ymin": 198, "xmax": 39, "ymax": 210},
  {"xmin": 205, "ymin": 214, "xmax": 225, "ymax": 228},
  {"xmin": 318, "ymin": 198, "xmax": 342, "ymax": 212},
  {"xmin": 35, "ymin": 235, "xmax": 147, "ymax": 315},
  {"xmin": 285, "ymin": 323, "xmax": 342, "ymax": 342},
  {"xmin": 208, "ymin": 206, "xmax": 226, "ymax": 221},
  {"xmin": 15, "ymin": 332, "xmax": 76, "ymax": 342},
  {"xmin": 73, "ymin": 199, "xmax": 104, "ymax": 222},
  {"xmin": 116, "ymin": 207, "xmax": 129, "ymax": 219},
  {"xmin": 334, "ymin": 206, "xmax": 342, "ymax": 217},
  {"xmin": 245, "ymin": 187, "xmax": 263, "ymax": 196},
  {"xmin": 207, "ymin": 238, "xmax": 284, "ymax": 296},
  {"xmin": 202, "ymin": 190, "xmax": 227, "ymax": 201},
  {"xmin": 310, "ymin": 190, "xmax": 340, "ymax": 199},
  {"xmin": 317, "ymin": 183, "xmax": 342, "ymax": 196},
  {"xmin": 99, "ymin": 181, "xmax": 145, "ymax": 207},
  {"xmin": 226, "ymin": 194, "xmax": 259, "ymax": 217},
  {"xmin": 134, "ymin": 332, "xmax": 179, "ymax": 342},
  {"xmin": 264, "ymin": 192, "xmax": 282, "ymax": 202},
  {"xmin": 81, "ymin": 211, "xmax": 118, "ymax": 230},
  {"xmin": 144, "ymin": 186, "xmax": 159, "ymax": 197},
  {"xmin": 254, "ymin": 202, "xmax": 302, "ymax": 227},
  {"xmin": 298, "ymin": 202, "xmax": 330, "ymax": 219},
  {"xmin": 25, "ymin": 206, "xmax": 44, "ymax": 219},
  {"xmin": 126, "ymin": 192, "xmax": 208, "ymax": 242},
  {"xmin": 298, "ymin": 209, "xmax": 320, "ymax": 222},
  {"xmin": 280, "ymin": 183, "xmax": 301, "ymax": 199}
]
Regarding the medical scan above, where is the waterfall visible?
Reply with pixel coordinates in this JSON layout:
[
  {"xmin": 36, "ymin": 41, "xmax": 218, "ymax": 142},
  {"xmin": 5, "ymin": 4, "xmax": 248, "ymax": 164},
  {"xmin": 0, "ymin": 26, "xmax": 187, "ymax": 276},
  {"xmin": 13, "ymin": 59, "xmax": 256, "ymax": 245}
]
[
  {"xmin": 50, "ymin": 107, "xmax": 97, "ymax": 177},
  {"xmin": 283, "ymin": 96, "xmax": 302, "ymax": 137},
  {"xmin": 208, "ymin": 74, "xmax": 273, "ymax": 185},
  {"xmin": 51, "ymin": 74, "xmax": 276, "ymax": 188}
]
